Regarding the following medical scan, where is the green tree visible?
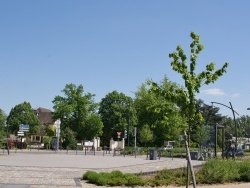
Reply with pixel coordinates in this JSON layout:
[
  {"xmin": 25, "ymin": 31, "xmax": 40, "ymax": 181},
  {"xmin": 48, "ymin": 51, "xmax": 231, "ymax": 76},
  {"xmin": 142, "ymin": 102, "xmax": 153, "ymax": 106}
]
[
  {"xmin": 43, "ymin": 124, "xmax": 56, "ymax": 149},
  {"xmin": 7, "ymin": 102, "xmax": 40, "ymax": 135},
  {"xmin": 61, "ymin": 127, "xmax": 77, "ymax": 149},
  {"xmin": 236, "ymin": 115, "xmax": 250, "ymax": 138},
  {"xmin": 139, "ymin": 124, "xmax": 153, "ymax": 147},
  {"xmin": 52, "ymin": 83, "xmax": 103, "ymax": 141},
  {"xmin": 221, "ymin": 116, "xmax": 235, "ymax": 139},
  {"xmin": 148, "ymin": 32, "xmax": 229, "ymax": 143},
  {"xmin": 196, "ymin": 99, "xmax": 224, "ymax": 126},
  {"xmin": 45, "ymin": 125, "xmax": 56, "ymax": 137},
  {"xmin": 42, "ymin": 136, "xmax": 52, "ymax": 149},
  {"xmin": 99, "ymin": 91, "xmax": 137, "ymax": 146},
  {"xmin": 194, "ymin": 99, "xmax": 225, "ymax": 145},
  {"xmin": 135, "ymin": 79, "xmax": 187, "ymax": 146},
  {"xmin": 196, "ymin": 124, "xmax": 211, "ymax": 148},
  {"xmin": 84, "ymin": 114, "xmax": 104, "ymax": 140},
  {"xmin": 0, "ymin": 109, "xmax": 7, "ymax": 139}
]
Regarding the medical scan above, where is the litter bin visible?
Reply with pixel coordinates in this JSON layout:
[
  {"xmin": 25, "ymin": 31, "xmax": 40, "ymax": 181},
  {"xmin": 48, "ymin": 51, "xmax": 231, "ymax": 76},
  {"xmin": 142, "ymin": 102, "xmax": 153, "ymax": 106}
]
[
  {"xmin": 149, "ymin": 149, "xmax": 157, "ymax": 160},
  {"xmin": 190, "ymin": 151, "xmax": 200, "ymax": 160}
]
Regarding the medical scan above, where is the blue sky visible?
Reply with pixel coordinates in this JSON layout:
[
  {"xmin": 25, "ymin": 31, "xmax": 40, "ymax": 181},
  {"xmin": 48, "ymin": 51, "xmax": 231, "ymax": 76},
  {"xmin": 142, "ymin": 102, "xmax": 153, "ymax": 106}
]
[{"xmin": 0, "ymin": 1, "xmax": 250, "ymax": 118}]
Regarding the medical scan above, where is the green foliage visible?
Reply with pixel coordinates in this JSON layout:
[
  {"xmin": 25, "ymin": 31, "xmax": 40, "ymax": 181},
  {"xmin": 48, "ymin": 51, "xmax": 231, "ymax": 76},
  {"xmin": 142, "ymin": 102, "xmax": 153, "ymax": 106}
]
[
  {"xmin": 135, "ymin": 79, "xmax": 187, "ymax": 146},
  {"xmin": 99, "ymin": 90, "xmax": 137, "ymax": 146},
  {"xmin": 82, "ymin": 171, "xmax": 99, "ymax": 183},
  {"xmin": 7, "ymin": 102, "xmax": 40, "ymax": 134},
  {"xmin": 82, "ymin": 170, "xmax": 145, "ymax": 186},
  {"xmin": 195, "ymin": 124, "xmax": 211, "ymax": 147},
  {"xmin": 61, "ymin": 127, "xmax": 77, "ymax": 149},
  {"xmin": 199, "ymin": 158, "xmax": 239, "ymax": 184},
  {"xmin": 236, "ymin": 115, "xmax": 250, "ymax": 138},
  {"xmin": 152, "ymin": 159, "xmax": 250, "ymax": 186},
  {"xmin": 32, "ymin": 125, "xmax": 40, "ymax": 135},
  {"xmin": 83, "ymin": 114, "xmax": 103, "ymax": 140},
  {"xmin": 83, "ymin": 159, "xmax": 250, "ymax": 187},
  {"xmin": 0, "ymin": 109, "xmax": 7, "ymax": 139},
  {"xmin": 52, "ymin": 83, "xmax": 103, "ymax": 141},
  {"xmin": 148, "ymin": 32, "xmax": 229, "ymax": 147},
  {"xmin": 42, "ymin": 136, "xmax": 52, "ymax": 149},
  {"xmin": 139, "ymin": 124, "xmax": 153, "ymax": 147},
  {"xmin": 45, "ymin": 125, "xmax": 56, "ymax": 137},
  {"xmin": 195, "ymin": 99, "xmax": 226, "ymax": 146},
  {"xmin": 149, "ymin": 168, "xmax": 186, "ymax": 186},
  {"xmin": 196, "ymin": 99, "xmax": 224, "ymax": 126},
  {"xmin": 222, "ymin": 116, "xmax": 237, "ymax": 139},
  {"xmin": 237, "ymin": 159, "xmax": 250, "ymax": 181},
  {"xmin": 168, "ymin": 32, "xmax": 229, "ymax": 125}
]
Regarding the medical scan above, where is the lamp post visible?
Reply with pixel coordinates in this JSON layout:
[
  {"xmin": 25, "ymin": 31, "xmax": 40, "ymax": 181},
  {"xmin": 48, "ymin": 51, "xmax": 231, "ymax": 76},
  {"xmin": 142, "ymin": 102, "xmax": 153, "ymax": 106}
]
[{"xmin": 211, "ymin": 102, "xmax": 239, "ymax": 156}]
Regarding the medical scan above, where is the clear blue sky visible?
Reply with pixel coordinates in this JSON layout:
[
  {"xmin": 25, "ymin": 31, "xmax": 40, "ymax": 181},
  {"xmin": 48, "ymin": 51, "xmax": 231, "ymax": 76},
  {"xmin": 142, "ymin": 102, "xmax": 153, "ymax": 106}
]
[{"xmin": 1, "ymin": 1, "xmax": 250, "ymax": 117}]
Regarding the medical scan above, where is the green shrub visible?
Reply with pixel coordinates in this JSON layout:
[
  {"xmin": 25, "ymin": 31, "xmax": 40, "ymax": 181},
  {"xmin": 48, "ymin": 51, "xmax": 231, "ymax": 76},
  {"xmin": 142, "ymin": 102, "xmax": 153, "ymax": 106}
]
[
  {"xmin": 83, "ymin": 159, "xmax": 250, "ymax": 187},
  {"xmin": 151, "ymin": 168, "xmax": 186, "ymax": 186},
  {"xmin": 237, "ymin": 159, "xmax": 250, "ymax": 181},
  {"xmin": 82, "ymin": 170, "xmax": 145, "ymax": 186},
  {"xmin": 198, "ymin": 158, "xmax": 239, "ymax": 184},
  {"xmin": 95, "ymin": 176, "xmax": 108, "ymax": 186},
  {"xmin": 124, "ymin": 173, "xmax": 145, "ymax": 186},
  {"xmin": 82, "ymin": 171, "xmax": 99, "ymax": 184}
]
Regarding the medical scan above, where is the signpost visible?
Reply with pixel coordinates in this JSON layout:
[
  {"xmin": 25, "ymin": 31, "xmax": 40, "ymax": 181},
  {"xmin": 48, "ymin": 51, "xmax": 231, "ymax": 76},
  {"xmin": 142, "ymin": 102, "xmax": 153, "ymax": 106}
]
[
  {"xmin": 55, "ymin": 119, "xmax": 61, "ymax": 151},
  {"xmin": 17, "ymin": 131, "xmax": 24, "ymax": 136},
  {"xmin": 19, "ymin": 124, "xmax": 29, "ymax": 132},
  {"xmin": 17, "ymin": 124, "xmax": 29, "ymax": 149}
]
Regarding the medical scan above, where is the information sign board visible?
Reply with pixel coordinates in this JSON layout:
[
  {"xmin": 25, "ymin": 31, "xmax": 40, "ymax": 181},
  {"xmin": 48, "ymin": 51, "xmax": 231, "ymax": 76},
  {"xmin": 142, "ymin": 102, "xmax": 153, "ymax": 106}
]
[
  {"xmin": 19, "ymin": 124, "xmax": 29, "ymax": 132},
  {"xmin": 18, "ymin": 131, "xmax": 24, "ymax": 136}
]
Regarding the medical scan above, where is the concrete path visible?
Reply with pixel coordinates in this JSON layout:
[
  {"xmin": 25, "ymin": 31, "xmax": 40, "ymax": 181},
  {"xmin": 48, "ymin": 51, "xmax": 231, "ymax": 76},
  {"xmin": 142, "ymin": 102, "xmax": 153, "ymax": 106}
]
[{"xmin": 0, "ymin": 149, "xmax": 249, "ymax": 187}]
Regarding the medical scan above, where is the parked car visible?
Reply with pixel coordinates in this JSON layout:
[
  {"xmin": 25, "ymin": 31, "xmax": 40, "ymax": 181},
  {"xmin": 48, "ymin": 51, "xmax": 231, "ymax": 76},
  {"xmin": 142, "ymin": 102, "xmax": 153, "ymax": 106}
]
[
  {"xmin": 223, "ymin": 147, "xmax": 244, "ymax": 157},
  {"xmin": 161, "ymin": 145, "xmax": 173, "ymax": 151}
]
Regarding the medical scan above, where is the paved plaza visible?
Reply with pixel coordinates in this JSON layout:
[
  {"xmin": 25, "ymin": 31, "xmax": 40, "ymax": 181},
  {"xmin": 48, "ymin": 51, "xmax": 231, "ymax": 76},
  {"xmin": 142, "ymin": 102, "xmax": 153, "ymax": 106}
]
[{"xmin": 0, "ymin": 149, "xmax": 250, "ymax": 188}]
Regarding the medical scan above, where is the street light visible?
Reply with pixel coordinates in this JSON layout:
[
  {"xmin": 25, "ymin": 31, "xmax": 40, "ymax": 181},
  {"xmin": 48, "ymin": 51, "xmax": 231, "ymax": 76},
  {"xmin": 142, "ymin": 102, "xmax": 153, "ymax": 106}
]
[{"xmin": 211, "ymin": 102, "xmax": 239, "ymax": 156}]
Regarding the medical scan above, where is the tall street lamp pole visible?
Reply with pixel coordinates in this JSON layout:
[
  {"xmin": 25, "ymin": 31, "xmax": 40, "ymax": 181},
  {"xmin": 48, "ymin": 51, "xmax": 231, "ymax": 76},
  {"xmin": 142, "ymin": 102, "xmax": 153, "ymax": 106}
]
[{"xmin": 211, "ymin": 102, "xmax": 239, "ymax": 154}]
